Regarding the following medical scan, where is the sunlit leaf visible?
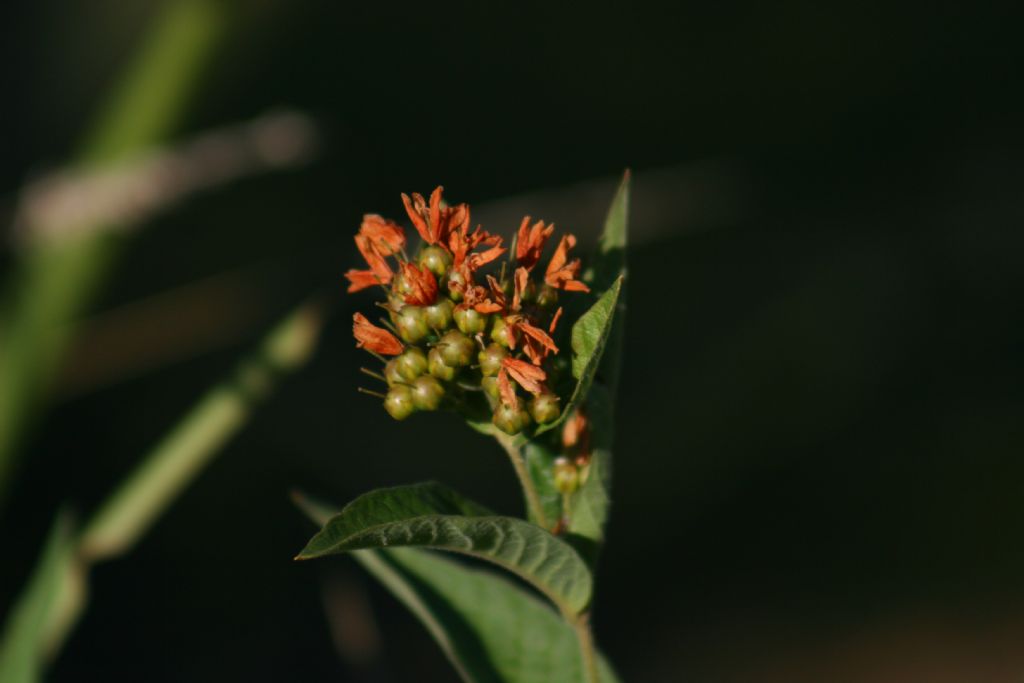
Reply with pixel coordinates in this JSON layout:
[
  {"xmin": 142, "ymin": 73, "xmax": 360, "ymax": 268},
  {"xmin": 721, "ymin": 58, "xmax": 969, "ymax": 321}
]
[
  {"xmin": 294, "ymin": 494, "xmax": 620, "ymax": 683},
  {"xmin": 296, "ymin": 482, "xmax": 593, "ymax": 616}
]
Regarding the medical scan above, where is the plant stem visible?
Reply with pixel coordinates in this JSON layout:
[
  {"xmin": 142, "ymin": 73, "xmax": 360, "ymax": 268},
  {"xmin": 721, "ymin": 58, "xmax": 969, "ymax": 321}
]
[
  {"xmin": 574, "ymin": 612, "xmax": 600, "ymax": 683},
  {"xmin": 494, "ymin": 433, "xmax": 549, "ymax": 529}
]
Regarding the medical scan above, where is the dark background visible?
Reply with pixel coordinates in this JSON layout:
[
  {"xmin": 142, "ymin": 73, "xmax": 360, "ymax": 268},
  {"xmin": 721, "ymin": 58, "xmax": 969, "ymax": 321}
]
[{"xmin": 4, "ymin": 1, "xmax": 1024, "ymax": 680}]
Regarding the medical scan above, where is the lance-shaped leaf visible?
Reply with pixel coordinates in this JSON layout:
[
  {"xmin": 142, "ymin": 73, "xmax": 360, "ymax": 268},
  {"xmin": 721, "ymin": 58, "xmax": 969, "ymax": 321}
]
[
  {"xmin": 295, "ymin": 482, "xmax": 593, "ymax": 616},
  {"xmin": 535, "ymin": 276, "xmax": 623, "ymax": 436},
  {"xmin": 294, "ymin": 494, "xmax": 619, "ymax": 683},
  {"xmin": 536, "ymin": 172, "xmax": 629, "ymax": 435}
]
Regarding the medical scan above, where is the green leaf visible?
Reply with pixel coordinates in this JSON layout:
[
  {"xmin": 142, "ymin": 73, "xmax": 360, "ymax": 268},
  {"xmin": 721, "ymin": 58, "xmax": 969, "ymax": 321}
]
[
  {"xmin": 536, "ymin": 172, "xmax": 630, "ymax": 436},
  {"xmin": 535, "ymin": 277, "xmax": 623, "ymax": 436},
  {"xmin": 592, "ymin": 169, "xmax": 630, "ymax": 294},
  {"xmin": 0, "ymin": 514, "xmax": 81, "ymax": 683},
  {"xmin": 296, "ymin": 482, "xmax": 593, "ymax": 616},
  {"xmin": 293, "ymin": 495, "xmax": 620, "ymax": 683}
]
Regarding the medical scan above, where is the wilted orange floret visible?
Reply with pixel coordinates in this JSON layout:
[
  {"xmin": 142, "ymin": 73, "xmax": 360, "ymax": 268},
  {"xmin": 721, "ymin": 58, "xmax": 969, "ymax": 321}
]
[
  {"xmin": 345, "ymin": 215, "xmax": 406, "ymax": 292},
  {"xmin": 399, "ymin": 262, "xmax": 439, "ymax": 306},
  {"xmin": 517, "ymin": 320, "xmax": 559, "ymax": 365},
  {"xmin": 360, "ymin": 214, "xmax": 406, "ymax": 255},
  {"xmin": 401, "ymin": 186, "xmax": 471, "ymax": 247},
  {"xmin": 545, "ymin": 234, "xmax": 590, "ymax": 292},
  {"xmin": 502, "ymin": 357, "xmax": 546, "ymax": 395},
  {"xmin": 353, "ymin": 312, "xmax": 404, "ymax": 355},
  {"xmin": 461, "ymin": 280, "xmax": 503, "ymax": 314},
  {"xmin": 515, "ymin": 217, "xmax": 555, "ymax": 270}
]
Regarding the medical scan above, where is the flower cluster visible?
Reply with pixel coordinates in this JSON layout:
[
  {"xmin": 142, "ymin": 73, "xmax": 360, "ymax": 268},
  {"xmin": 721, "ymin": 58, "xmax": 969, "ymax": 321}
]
[{"xmin": 348, "ymin": 186, "xmax": 590, "ymax": 435}]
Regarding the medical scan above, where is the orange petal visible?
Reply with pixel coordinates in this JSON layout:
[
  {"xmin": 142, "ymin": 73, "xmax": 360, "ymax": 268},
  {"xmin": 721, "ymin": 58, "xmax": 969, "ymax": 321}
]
[
  {"xmin": 353, "ymin": 312, "xmax": 403, "ymax": 355},
  {"xmin": 549, "ymin": 306, "xmax": 564, "ymax": 334},
  {"xmin": 428, "ymin": 186, "xmax": 443, "ymax": 243},
  {"xmin": 502, "ymin": 357, "xmax": 546, "ymax": 395},
  {"xmin": 497, "ymin": 367, "xmax": 518, "ymax": 409},
  {"xmin": 474, "ymin": 302, "xmax": 503, "ymax": 314},
  {"xmin": 355, "ymin": 234, "xmax": 393, "ymax": 281},
  {"xmin": 344, "ymin": 269, "xmax": 383, "ymax": 293},
  {"xmin": 399, "ymin": 262, "xmax": 439, "ymax": 306},
  {"xmin": 401, "ymin": 192, "xmax": 432, "ymax": 243},
  {"xmin": 360, "ymin": 214, "xmax": 406, "ymax": 255},
  {"xmin": 467, "ymin": 242, "xmax": 506, "ymax": 271},
  {"xmin": 516, "ymin": 217, "xmax": 555, "ymax": 270},
  {"xmin": 545, "ymin": 234, "xmax": 590, "ymax": 292},
  {"xmin": 518, "ymin": 320, "xmax": 559, "ymax": 356},
  {"xmin": 512, "ymin": 267, "xmax": 529, "ymax": 311}
]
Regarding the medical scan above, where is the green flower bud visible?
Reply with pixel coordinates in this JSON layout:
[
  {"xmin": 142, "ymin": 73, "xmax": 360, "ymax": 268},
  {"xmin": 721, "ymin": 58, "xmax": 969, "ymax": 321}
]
[
  {"xmin": 478, "ymin": 344, "xmax": 508, "ymax": 377},
  {"xmin": 454, "ymin": 307, "xmax": 487, "ymax": 335},
  {"xmin": 428, "ymin": 347, "xmax": 457, "ymax": 381},
  {"xmin": 424, "ymin": 298, "xmax": 454, "ymax": 330},
  {"xmin": 439, "ymin": 330, "xmax": 475, "ymax": 367},
  {"xmin": 552, "ymin": 456, "xmax": 579, "ymax": 495},
  {"xmin": 395, "ymin": 347, "xmax": 428, "ymax": 380},
  {"xmin": 447, "ymin": 270, "xmax": 466, "ymax": 302},
  {"xmin": 481, "ymin": 375, "xmax": 500, "ymax": 400},
  {"xmin": 411, "ymin": 375, "xmax": 445, "ymax": 411},
  {"xmin": 395, "ymin": 305, "xmax": 430, "ymax": 344},
  {"xmin": 384, "ymin": 385, "xmax": 416, "ymax": 420},
  {"xmin": 418, "ymin": 245, "xmax": 452, "ymax": 279},
  {"xmin": 492, "ymin": 402, "xmax": 531, "ymax": 436},
  {"xmin": 490, "ymin": 316, "xmax": 514, "ymax": 348},
  {"xmin": 384, "ymin": 358, "xmax": 404, "ymax": 386},
  {"xmin": 536, "ymin": 284, "xmax": 559, "ymax": 308},
  {"xmin": 529, "ymin": 392, "xmax": 561, "ymax": 424}
]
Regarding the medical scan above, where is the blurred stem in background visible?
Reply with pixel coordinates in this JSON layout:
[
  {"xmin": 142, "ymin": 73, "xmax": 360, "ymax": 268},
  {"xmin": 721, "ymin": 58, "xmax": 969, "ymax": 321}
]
[
  {"xmin": 0, "ymin": 0, "xmax": 226, "ymax": 505},
  {"xmin": 0, "ymin": 297, "xmax": 327, "ymax": 683}
]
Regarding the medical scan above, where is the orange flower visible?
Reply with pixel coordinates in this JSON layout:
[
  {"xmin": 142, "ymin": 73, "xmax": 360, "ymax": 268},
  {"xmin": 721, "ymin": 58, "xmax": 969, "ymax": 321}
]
[
  {"xmin": 515, "ymin": 217, "xmax": 555, "ymax": 270},
  {"xmin": 353, "ymin": 312, "xmax": 403, "ymax": 355},
  {"xmin": 398, "ymin": 262, "xmax": 439, "ymax": 306},
  {"xmin": 545, "ymin": 234, "xmax": 590, "ymax": 292},
  {"xmin": 462, "ymin": 282, "xmax": 503, "ymax": 314},
  {"xmin": 401, "ymin": 186, "xmax": 470, "ymax": 247},
  {"xmin": 518, "ymin": 321, "xmax": 559, "ymax": 365},
  {"xmin": 502, "ymin": 357, "xmax": 547, "ymax": 394},
  {"xmin": 497, "ymin": 357, "xmax": 548, "ymax": 409},
  {"xmin": 360, "ymin": 214, "xmax": 406, "ymax": 255},
  {"xmin": 401, "ymin": 187, "xmax": 442, "ymax": 244},
  {"xmin": 511, "ymin": 267, "xmax": 530, "ymax": 311}
]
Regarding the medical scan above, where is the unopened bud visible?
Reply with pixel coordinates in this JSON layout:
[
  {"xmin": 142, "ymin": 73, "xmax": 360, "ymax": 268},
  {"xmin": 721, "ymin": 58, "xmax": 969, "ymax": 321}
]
[
  {"xmin": 396, "ymin": 347, "xmax": 428, "ymax": 380},
  {"xmin": 419, "ymin": 245, "xmax": 453, "ymax": 279},
  {"xmin": 492, "ymin": 402, "xmax": 531, "ymax": 436},
  {"xmin": 428, "ymin": 347, "xmax": 457, "ymax": 381},
  {"xmin": 439, "ymin": 330, "xmax": 475, "ymax": 367},
  {"xmin": 384, "ymin": 358, "xmax": 404, "ymax": 386},
  {"xmin": 490, "ymin": 316, "xmax": 514, "ymax": 348},
  {"xmin": 552, "ymin": 456, "xmax": 579, "ymax": 495},
  {"xmin": 481, "ymin": 375, "xmax": 500, "ymax": 400},
  {"xmin": 454, "ymin": 307, "xmax": 487, "ymax": 335},
  {"xmin": 425, "ymin": 299, "xmax": 454, "ymax": 330},
  {"xmin": 395, "ymin": 305, "xmax": 430, "ymax": 344},
  {"xmin": 529, "ymin": 393, "xmax": 561, "ymax": 425},
  {"xmin": 447, "ymin": 270, "xmax": 466, "ymax": 302},
  {"xmin": 411, "ymin": 375, "xmax": 445, "ymax": 411},
  {"xmin": 478, "ymin": 344, "xmax": 508, "ymax": 377},
  {"xmin": 384, "ymin": 385, "xmax": 416, "ymax": 420}
]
